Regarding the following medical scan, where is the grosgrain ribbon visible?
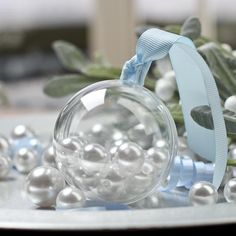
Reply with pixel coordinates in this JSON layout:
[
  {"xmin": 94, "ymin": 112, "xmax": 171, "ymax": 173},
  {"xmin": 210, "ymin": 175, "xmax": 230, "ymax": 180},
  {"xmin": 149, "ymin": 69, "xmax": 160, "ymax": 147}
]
[{"xmin": 120, "ymin": 28, "xmax": 227, "ymax": 189}]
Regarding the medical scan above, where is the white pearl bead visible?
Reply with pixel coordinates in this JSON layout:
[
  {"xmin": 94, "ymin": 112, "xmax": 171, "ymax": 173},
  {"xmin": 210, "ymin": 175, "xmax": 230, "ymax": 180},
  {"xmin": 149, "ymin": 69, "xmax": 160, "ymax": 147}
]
[
  {"xmin": 153, "ymin": 139, "xmax": 168, "ymax": 149},
  {"xmin": 61, "ymin": 137, "xmax": 83, "ymax": 151},
  {"xmin": 0, "ymin": 155, "xmax": 12, "ymax": 179},
  {"xmin": 164, "ymin": 70, "xmax": 177, "ymax": 89},
  {"xmin": 221, "ymin": 43, "xmax": 232, "ymax": 52},
  {"xmin": 56, "ymin": 186, "xmax": 86, "ymax": 209},
  {"xmin": 233, "ymin": 50, "xmax": 236, "ymax": 58},
  {"xmin": 188, "ymin": 181, "xmax": 218, "ymax": 206},
  {"xmin": 146, "ymin": 147, "xmax": 168, "ymax": 169},
  {"xmin": 224, "ymin": 178, "xmax": 236, "ymax": 203},
  {"xmin": 87, "ymin": 124, "xmax": 109, "ymax": 146},
  {"xmin": 11, "ymin": 125, "xmax": 34, "ymax": 139},
  {"xmin": 0, "ymin": 136, "xmax": 10, "ymax": 155},
  {"xmin": 155, "ymin": 78, "xmax": 175, "ymax": 102},
  {"xmin": 128, "ymin": 124, "xmax": 153, "ymax": 149},
  {"xmin": 25, "ymin": 166, "xmax": 65, "ymax": 207},
  {"xmin": 42, "ymin": 146, "xmax": 56, "ymax": 168},
  {"xmin": 14, "ymin": 148, "xmax": 38, "ymax": 174},
  {"xmin": 224, "ymin": 95, "xmax": 236, "ymax": 113},
  {"xmin": 115, "ymin": 142, "xmax": 144, "ymax": 177},
  {"xmin": 81, "ymin": 143, "xmax": 108, "ymax": 175}
]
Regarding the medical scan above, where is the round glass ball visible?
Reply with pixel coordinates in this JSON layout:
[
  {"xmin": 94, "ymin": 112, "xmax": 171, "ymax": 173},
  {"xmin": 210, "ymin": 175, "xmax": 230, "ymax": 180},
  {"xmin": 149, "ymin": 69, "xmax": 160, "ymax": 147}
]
[{"xmin": 53, "ymin": 80, "xmax": 178, "ymax": 204}]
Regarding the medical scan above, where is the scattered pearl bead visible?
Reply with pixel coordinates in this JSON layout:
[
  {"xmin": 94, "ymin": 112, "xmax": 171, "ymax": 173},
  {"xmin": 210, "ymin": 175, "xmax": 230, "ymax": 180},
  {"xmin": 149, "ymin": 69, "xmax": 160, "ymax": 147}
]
[
  {"xmin": 56, "ymin": 186, "xmax": 86, "ymax": 209},
  {"xmin": 221, "ymin": 43, "xmax": 232, "ymax": 53},
  {"xmin": 188, "ymin": 181, "xmax": 218, "ymax": 206},
  {"xmin": 14, "ymin": 148, "xmax": 38, "ymax": 174},
  {"xmin": 224, "ymin": 95, "xmax": 236, "ymax": 113},
  {"xmin": 233, "ymin": 50, "xmax": 236, "ymax": 57},
  {"xmin": 42, "ymin": 146, "xmax": 57, "ymax": 168},
  {"xmin": 115, "ymin": 142, "xmax": 144, "ymax": 177},
  {"xmin": 0, "ymin": 135, "xmax": 10, "ymax": 155},
  {"xmin": 164, "ymin": 70, "xmax": 177, "ymax": 89},
  {"xmin": 224, "ymin": 178, "xmax": 236, "ymax": 203},
  {"xmin": 11, "ymin": 125, "xmax": 34, "ymax": 139},
  {"xmin": 155, "ymin": 78, "xmax": 175, "ymax": 102},
  {"xmin": 25, "ymin": 166, "xmax": 65, "ymax": 207},
  {"xmin": 0, "ymin": 155, "xmax": 12, "ymax": 179},
  {"xmin": 127, "ymin": 124, "xmax": 153, "ymax": 149}
]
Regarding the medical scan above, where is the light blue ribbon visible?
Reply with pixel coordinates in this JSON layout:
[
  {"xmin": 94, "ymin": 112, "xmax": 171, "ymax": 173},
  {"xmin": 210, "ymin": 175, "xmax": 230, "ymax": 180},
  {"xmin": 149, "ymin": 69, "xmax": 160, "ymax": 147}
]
[{"xmin": 120, "ymin": 28, "xmax": 227, "ymax": 189}]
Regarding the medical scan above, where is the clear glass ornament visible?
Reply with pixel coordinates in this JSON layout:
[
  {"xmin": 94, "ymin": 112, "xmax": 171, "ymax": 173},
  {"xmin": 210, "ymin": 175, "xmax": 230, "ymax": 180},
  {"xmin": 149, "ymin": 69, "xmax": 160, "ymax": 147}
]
[{"xmin": 54, "ymin": 80, "xmax": 178, "ymax": 204}]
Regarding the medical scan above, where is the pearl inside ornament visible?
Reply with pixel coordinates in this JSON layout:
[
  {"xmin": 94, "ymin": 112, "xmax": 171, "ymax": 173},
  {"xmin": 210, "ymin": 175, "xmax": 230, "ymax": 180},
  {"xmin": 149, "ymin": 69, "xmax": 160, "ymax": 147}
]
[
  {"xmin": 25, "ymin": 166, "xmax": 65, "ymax": 207},
  {"xmin": 188, "ymin": 181, "xmax": 218, "ymax": 206},
  {"xmin": 128, "ymin": 124, "xmax": 153, "ymax": 149},
  {"xmin": 56, "ymin": 186, "xmax": 86, "ymax": 209},
  {"xmin": 115, "ymin": 142, "xmax": 144, "ymax": 177},
  {"xmin": 224, "ymin": 178, "xmax": 236, "ymax": 203},
  {"xmin": 53, "ymin": 80, "xmax": 177, "ymax": 203},
  {"xmin": 42, "ymin": 146, "xmax": 57, "ymax": 168},
  {"xmin": 14, "ymin": 148, "xmax": 38, "ymax": 174},
  {"xmin": 224, "ymin": 95, "xmax": 236, "ymax": 113},
  {"xmin": 0, "ymin": 155, "xmax": 12, "ymax": 179}
]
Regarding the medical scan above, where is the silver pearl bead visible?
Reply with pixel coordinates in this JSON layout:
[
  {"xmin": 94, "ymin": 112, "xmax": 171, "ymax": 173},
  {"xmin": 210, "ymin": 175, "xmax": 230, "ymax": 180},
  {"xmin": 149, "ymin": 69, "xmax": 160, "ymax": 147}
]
[
  {"xmin": 87, "ymin": 124, "xmax": 109, "ymax": 146},
  {"xmin": 224, "ymin": 178, "xmax": 236, "ymax": 203},
  {"xmin": 25, "ymin": 166, "xmax": 65, "ymax": 207},
  {"xmin": 153, "ymin": 139, "xmax": 168, "ymax": 149},
  {"xmin": 115, "ymin": 142, "xmax": 144, "ymax": 177},
  {"xmin": 146, "ymin": 147, "xmax": 168, "ymax": 169},
  {"xmin": 0, "ymin": 155, "xmax": 12, "ymax": 179},
  {"xmin": 42, "ymin": 146, "xmax": 56, "ymax": 168},
  {"xmin": 188, "ymin": 181, "xmax": 218, "ymax": 206},
  {"xmin": 224, "ymin": 95, "xmax": 236, "ymax": 113},
  {"xmin": 14, "ymin": 148, "xmax": 38, "ymax": 174},
  {"xmin": 56, "ymin": 186, "xmax": 86, "ymax": 209},
  {"xmin": 0, "ymin": 135, "xmax": 10, "ymax": 155},
  {"xmin": 61, "ymin": 137, "xmax": 83, "ymax": 151},
  {"xmin": 127, "ymin": 124, "xmax": 153, "ymax": 150},
  {"xmin": 11, "ymin": 125, "xmax": 34, "ymax": 139},
  {"xmin": 81, "ymin": 143, "xmax": 108, "ymax": 175}
]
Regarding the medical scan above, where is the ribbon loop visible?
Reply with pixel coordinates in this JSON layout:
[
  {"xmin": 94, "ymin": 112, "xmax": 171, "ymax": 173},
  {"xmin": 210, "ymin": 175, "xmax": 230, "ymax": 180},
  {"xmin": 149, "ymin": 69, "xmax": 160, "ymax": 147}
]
[{"xmin": 120, "ymin": 28, "xmax": 228, "ymax": 188}]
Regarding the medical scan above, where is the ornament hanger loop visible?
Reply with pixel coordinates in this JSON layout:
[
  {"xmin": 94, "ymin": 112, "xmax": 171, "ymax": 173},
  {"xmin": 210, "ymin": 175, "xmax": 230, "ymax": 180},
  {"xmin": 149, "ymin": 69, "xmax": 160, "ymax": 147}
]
[{"xmin": 121, "ymin": 28, "xmax": 227, "ymax": 188}]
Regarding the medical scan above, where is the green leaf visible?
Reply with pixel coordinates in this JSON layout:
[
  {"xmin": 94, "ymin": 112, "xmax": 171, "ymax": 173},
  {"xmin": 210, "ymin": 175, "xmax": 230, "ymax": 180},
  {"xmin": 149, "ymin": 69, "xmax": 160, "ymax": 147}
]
[
  {"xmin": 43, "ymin": 74, "xmax": 99, "ymax": 97},
  {"xmin": 180, "ymin": 17, "xmax": 201, "ymax": 40},
  {"xmin": 85, "ymin": 66, "xmax": 121, "ymax": 79},
  {"xmin": 198, "ymin": 42, "xmax": 236, "ymax": 100},
  {"xmin": 167, "ymin": 104, "xmax": 184, "ymax": 124},
  {"xmin": 53, "ymin": 41, "xmax": 89, "ymax": 72},
  {"xmin": 227, "ymin": 159, "xmax": 236, "ymax": 167},
  {"xmin": 191, "ymin": 105, "xmax": 236, "ymax": 137},
  {"xmin": 164, "ymin": 25, "xmax": 181, "ymax": 34}
]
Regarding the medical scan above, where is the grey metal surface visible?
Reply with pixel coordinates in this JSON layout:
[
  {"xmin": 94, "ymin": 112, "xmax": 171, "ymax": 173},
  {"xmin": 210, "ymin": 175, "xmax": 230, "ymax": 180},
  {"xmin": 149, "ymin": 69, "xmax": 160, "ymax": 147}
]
[{"xmin": 0, "ymin": 112, "xmax": 235, "ymax": 230}]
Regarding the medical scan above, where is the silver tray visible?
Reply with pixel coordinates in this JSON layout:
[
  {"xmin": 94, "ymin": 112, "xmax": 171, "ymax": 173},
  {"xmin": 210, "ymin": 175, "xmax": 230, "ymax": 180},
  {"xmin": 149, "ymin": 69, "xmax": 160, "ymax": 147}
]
[{"xmin": 0, "ymin": 112, "xmax": 236, "ymax": 230}]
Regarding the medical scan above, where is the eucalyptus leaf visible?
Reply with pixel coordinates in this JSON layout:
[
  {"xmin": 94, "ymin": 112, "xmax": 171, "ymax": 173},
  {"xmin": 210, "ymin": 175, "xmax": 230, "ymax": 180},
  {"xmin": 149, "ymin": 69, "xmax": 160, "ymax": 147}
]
[
  {"xmin": 180, "ymin": 17, "xmax": 201, "ymax": 40},
  {"xmin": 53, "ymin": 41, "xmax": 89, "ymax": 72},
  {"xmin": 167, "ymin": 104, "xmax": 184, "ymax": 123},
  {"xmin": 85, "ymin": 66, "xmax": 121, "ymax": 79},
  {"xmin": 191, "ymin": 105, "xmax": 236, "ymax": 137},
  {"xmin": 198, "ymin": 42, "xmax": 236, "ymax": 100},
  {"xmin": 43, "ymin": 74, "xmax": 99, "ymax": 97}
]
